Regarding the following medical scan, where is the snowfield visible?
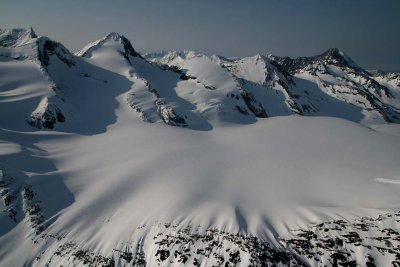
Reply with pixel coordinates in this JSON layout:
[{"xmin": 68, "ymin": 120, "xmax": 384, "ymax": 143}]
[{"xmin": 1, "ymin": 28, "xmax": 400, "ymax": 266}]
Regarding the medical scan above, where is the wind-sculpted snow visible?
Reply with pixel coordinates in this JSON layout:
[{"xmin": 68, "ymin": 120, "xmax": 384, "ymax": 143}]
[
  {"xmin": 2, "ymin": 114, "xmax": 400, "ymax": 266},
  {"xmin": 1, "ymin": 28, "xmax": 400, "ymax": 266}
]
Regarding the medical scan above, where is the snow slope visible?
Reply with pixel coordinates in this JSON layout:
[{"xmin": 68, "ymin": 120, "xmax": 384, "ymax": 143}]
[
  {"xmin": 1, "ymin": 29, "xmax": 400, "ymax": 266},
  {"xmin": 148, "ymin": 49, "xmax": 400, "ymax": 126}
]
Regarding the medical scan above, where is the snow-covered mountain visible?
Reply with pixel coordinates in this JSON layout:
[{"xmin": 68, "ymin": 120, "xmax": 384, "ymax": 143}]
[
  {"xmin": 146, "ymin": 48, "xmax": 400, "ymax": 126},
  {"xmin": 0, "ymin": 28, "xmax": 75, "ymax": 130},
  {"xmin": 1, "ymin": 28, "xmax": 400, "ymax": 266},
  {"xmin": 2, "ymin": 28, "xmax": 399, "ymax": 132}
]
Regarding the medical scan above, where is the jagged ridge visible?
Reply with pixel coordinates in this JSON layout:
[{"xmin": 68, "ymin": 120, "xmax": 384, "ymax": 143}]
[{"xmin": 1, "ymin": 27, "xmax": 400, "ymax": 128}]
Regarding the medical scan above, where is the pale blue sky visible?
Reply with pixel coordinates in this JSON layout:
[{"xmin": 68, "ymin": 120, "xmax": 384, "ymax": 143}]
[{"xmin": 1, "ymin": 0, "xmax": 399, "ymax": 70}]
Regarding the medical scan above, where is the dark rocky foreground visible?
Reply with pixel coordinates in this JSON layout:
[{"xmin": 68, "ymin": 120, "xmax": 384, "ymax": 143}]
[
  {"xmin": 33, "ymin": 211, "xmax": 400, "ymax": 266},
  {"xmin": 2, "ymin": 168, "xmax": 400, "ymax": 266},
  {"xmin": 1, "ymin": 170, "xmax": 47, "ymax": 234}
]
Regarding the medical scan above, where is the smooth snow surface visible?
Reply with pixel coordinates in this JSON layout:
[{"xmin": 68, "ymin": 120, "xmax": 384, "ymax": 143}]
[
  {"xmin": 371, "ymin": 123, "xmax": 400, "ymax": 137},
  {"xmin": 2, "ymin": 113, "xmax": 400, "ymax": 265}
]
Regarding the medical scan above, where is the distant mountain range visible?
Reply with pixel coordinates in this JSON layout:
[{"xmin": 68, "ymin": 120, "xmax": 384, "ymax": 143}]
[{"xmin": 0, "ymin": 28, "xmax": 399, "ymax": 132}]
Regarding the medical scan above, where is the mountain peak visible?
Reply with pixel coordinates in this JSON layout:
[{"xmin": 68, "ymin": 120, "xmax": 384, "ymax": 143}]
[
  {"xmin": 269, "ymin": 47, "xmax": 361, "ymax": 75},
  {"xmin": 254, "ymin": 54, "xmax": 264, "ymax": 60},
  {"xmin": 319, "ymin": 48, "xmax": 359, "ymax": 69},
  {"xmin": 27, "ymin": 27, "xmax": 37, "ymax": 38},
  {"xmin": 323, "ymin": 47, "xmax": 343, "ymax": 56},
  {"xmin": 76, "ymin": 32, "xmax": 140, "ymax": 59},
  {"xmin": 0, "ymin": 28, "xmax": 37, "ymax": 47},
  {"xmin": 101, "ymin": 32, "xmax": 134, "ymax": 48},
  {"xmin": 144, "ymin": 50, "xmax": 199, "ymax": 66},
  {"xmin": 103, "ymin": 31, "xmax": 123, "ymax": 41},
  {"xmin": 321, "ymin": 48, "xmax": 346, "ymax": 62}
]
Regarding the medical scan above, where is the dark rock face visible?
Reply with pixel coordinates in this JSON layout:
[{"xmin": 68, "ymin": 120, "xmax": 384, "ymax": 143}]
[
  {"xmin": 37, "ymin": 39, "xmax": 75, "ymax": 68},
  {"xmin": 156, "ymin": 100, "xmax": 188, "ymax": 127},
  {"xmin": 22, "ymin": 185, "xmax": 47, "ymax": 235},
  {"xmin": 119, "ymin": 35, "xmax": 142, "ymax": 63},
  {"xmin": 320, "ymin": 48, "xmax": 358, "ymax": 69},
  {"xmin": 240, "ymin": 90, "xmax": 268, "ymax": 118},
  {"xmin": 180, "ymin": 73, "xmax": 197, "ymax": 80},
  {"xmin": 0, "ymin": 168, "xmax": 47, "ymax": 235},
  {"xmin": 0, "ymin": 170, "xmax": 18, "ymax": 222},
  {"xmin": 28, "ymin": 102, "xmax": 66, "ymax": 129}
]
